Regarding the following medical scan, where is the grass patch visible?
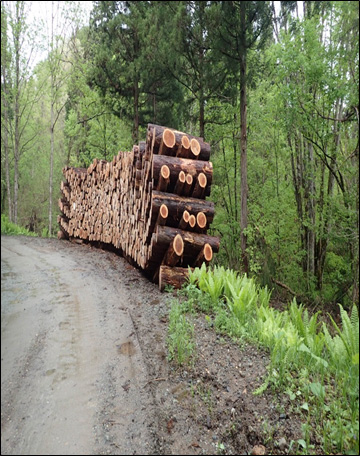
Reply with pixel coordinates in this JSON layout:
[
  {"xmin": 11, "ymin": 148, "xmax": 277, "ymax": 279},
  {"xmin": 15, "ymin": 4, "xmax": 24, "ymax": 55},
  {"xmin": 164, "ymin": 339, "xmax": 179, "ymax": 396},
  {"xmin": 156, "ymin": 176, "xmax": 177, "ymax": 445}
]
[{"xmin": 167, "ymin": 299, "xmax": 196, "ymax": 367}]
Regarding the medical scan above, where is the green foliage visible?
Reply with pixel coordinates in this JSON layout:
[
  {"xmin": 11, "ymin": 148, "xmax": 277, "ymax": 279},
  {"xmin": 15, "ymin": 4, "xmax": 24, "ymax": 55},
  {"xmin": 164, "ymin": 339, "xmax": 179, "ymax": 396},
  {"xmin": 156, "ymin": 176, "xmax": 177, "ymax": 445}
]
[
  {"xmin": 1, "ymin": 214, "xmax": 37, "ymax": 237},
  {"xmin": 167, "ymin": 300, "xmax": 196, "ymax": 367},
  {"xmin": 324, "ymin": 305, "xmax": 359, "ymax": 371},
  {"xmin": 183, "ymin": 265, "xmax": 359, "ymax": 454}
]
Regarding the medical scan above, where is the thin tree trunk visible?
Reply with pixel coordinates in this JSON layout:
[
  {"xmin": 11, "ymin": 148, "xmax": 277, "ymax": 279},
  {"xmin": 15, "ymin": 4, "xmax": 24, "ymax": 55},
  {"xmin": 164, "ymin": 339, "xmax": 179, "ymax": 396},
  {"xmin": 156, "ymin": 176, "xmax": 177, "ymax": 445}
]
[
  {"xmin": 1, "ymin": 66, "xmax": 13, "ymax": 221},
  {"xmin": 306, "ymin": 142, "xmax": 316, "ymax": 284},
  {"xmin": 133, "ymin": 79, "xmax": 139, "ymax": 144},
  {"xmin": 49, "ymin": 99, "xmax": 54, "ymax": 236},
  {"xmin": 271, "ymin": 1, "xmax": 279, "ymax": 43},
  {"xmin": 199, "ymin": 91, "xmax": 205, "ymax": 140},
  {"xmin": 198, "ymin": 1, "xmax": 205, "ymax": 140},
  {"xmin": 13, "ymin": 1, "xmax": 21, "ymax": 225},
  {"xmin": 4, "ymin": 112, "xmax": 12, "ymax": 221},
  {"xmin": 49, "ymin": 2, "xmax": 55, "ymax": 237},
  {"xmin": 239, "ymin": 2, "xmax": 248, "ymax": 273},
  {"xmin": 233, "ymin": 122, "xmax": 238, "ymax": 222}
]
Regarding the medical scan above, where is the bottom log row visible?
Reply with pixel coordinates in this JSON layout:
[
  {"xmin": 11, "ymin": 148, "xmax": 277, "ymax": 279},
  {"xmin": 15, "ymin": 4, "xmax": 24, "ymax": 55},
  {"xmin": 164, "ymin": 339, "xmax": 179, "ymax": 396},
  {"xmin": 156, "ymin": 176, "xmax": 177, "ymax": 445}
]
[{"xmin": 58, "ymin": 225, "xmax": 217, "ymax": 290}]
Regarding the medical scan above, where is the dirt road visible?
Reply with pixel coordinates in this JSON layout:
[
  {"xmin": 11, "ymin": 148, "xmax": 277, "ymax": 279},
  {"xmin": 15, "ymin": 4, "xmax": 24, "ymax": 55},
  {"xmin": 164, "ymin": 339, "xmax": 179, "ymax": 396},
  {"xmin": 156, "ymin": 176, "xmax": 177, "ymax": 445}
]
[
  {"xmin": 1, "ymin": 235, "xmax": 301, "ymax": 456},
  {"xmin": 1, "ymin": 235, "xmax": 167, "ymax": 455}
]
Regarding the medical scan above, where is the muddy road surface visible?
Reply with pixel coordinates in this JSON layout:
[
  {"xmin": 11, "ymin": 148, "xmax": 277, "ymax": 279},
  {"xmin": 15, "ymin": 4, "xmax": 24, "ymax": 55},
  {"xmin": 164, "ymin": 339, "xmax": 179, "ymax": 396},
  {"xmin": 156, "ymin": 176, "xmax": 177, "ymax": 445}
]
[
  {"xmin": 2, "ymin": 236, "xmax": 302, "ymax": 456},
  {"xmin": 1, "ymin": 235, "xmax": 166, "ymax": 455}
]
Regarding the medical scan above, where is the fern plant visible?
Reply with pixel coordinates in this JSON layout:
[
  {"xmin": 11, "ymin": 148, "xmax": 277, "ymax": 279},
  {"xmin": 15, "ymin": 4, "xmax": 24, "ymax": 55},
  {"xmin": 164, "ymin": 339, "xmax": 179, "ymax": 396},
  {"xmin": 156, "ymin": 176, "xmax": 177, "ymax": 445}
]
[
  {"xmin": 289, "ymin": 299, "xmax": 325, "ymax": 359},
  {"xmin": 323, "ymin": 305, "xmax": 359, "ymax": 369}
]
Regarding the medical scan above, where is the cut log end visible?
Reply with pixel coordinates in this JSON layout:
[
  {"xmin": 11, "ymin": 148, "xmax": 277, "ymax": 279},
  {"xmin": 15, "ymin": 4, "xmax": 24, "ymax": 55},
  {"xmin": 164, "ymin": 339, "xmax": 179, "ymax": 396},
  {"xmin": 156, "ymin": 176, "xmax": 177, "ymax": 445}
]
[
  {"xmin": 182, "ymin": 135, "xmax": 190, "ymax": 149},
  {"xmin": 178, "ymin": 210, "xmax": 190, "ymax": 229},
  {"xmin": 203, "ymin": 243, "xmax": 213, "ymax": 261},
  {"xmin": 156, "ymin": 165, "xmax": 171, "ymax": 191},
  {"xmin": 156, "ymin": 204, "xmax": 168, "ymax": 226},
  {"xmin": 189, "ymin": 214, "xmax": 196, "ymax": 229},
  {"xmin": 163, "ymin": 129, "xmax": 176, "ymax": 148},
  {"xmin": 183, "ymin": 173, "xmax": 194, "ymax": 196},
  {"xmin": 161, "ymin": 164, "xmax": 170, "ymax": 180},
  {"xmin": 190, "ymin": 138, "xmax": 201, "ymax": 157},
  {"xmin": 196, "ymin": 211, "xmax": 207, "ymax": 229},
  {"xmin": 173, "ymin": 233, "xmax": 184, "ymax": 256},
  {"xmin": 160, "ymin": 203, "xmax": 169, "ymax": 219},
  {"xmin": 174, "ymin": 170, "xmax": 186, "ymax": 195},
  {"xmin": 193, "ymin": 243, "xmax": 213, "ymax": 267},
  {"xmin": 198, "ymin": 172, "xmax": 207, "ymax": 188}
]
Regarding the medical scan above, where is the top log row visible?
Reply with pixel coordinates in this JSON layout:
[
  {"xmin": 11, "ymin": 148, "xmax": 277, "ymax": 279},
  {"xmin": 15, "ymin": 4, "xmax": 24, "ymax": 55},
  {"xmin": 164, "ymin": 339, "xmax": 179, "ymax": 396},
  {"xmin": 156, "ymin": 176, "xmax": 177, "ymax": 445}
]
[{"xmin": 146, "ymin": 124, "xmax": 211, "ymax": 161}]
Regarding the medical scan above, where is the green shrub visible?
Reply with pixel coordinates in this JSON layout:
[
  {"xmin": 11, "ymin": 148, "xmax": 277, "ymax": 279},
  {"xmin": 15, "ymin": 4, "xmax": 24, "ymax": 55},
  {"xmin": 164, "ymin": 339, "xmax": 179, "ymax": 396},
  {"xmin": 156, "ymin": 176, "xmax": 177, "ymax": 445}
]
[{"xmin": 1, "ymin": 214, "xmax": 37, "ymax": 237}]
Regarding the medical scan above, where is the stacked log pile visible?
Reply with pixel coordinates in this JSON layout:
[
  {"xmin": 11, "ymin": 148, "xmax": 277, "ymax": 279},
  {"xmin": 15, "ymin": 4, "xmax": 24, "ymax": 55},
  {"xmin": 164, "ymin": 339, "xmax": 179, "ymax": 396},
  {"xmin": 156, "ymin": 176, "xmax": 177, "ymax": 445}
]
[{"xmin": 58, "ymin": 124, "xmax": 220, "ymax": 290}]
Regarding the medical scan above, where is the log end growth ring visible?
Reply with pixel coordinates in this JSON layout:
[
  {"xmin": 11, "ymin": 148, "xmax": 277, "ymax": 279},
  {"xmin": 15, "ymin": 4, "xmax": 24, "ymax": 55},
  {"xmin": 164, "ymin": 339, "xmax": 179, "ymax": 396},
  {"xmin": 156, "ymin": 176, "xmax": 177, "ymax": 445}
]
[
  {"xmin": 163, "ymin": 129, "xmax": 176, "ymax": 148},
  {"xmin": 190, "ymin": 138, "xmax": 201, "ymax": 157},
  {"xmin": 173, "ymin": 234, "xmax": 184, "ymax": 256}
]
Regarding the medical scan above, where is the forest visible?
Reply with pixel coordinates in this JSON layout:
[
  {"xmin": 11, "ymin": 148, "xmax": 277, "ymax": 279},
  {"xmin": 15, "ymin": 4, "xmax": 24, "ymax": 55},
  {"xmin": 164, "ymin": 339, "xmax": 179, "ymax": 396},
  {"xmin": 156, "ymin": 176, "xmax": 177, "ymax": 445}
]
[{"xmin": 1, "ymin": 0, "xmax": 359, "ymax": 309}]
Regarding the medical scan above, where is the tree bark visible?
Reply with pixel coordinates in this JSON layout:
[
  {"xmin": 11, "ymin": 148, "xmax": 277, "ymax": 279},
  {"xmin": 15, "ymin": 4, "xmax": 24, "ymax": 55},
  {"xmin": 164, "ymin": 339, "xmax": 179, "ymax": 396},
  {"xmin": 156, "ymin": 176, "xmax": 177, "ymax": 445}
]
[
  {"xmin": 13, "ymin": 1, "xmax": 22, "ymax": 225},
  {"xmin": 159, "ymin": 266, "xmax": 192, "ymax": 291},
  {"xmin": 306, "ymin": 142, "xmax": 316, "ymax": 284},
  {"xmin": 133, "ymin": 78, "xmax": 139, "ymax": 144},
  {"xmin": 1, "ymin": 59, "xmax": 13, "ymax": 221},
  {"xmin": 239, "ymin": 2, "xmax": 248, "ymax": 273}
]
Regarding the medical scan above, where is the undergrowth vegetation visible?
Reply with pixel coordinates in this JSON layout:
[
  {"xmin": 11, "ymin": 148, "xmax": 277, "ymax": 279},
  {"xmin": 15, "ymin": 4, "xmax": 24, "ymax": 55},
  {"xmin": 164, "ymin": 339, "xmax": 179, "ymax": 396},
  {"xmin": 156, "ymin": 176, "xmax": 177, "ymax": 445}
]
[
  {"xmin": 1, "ymin": 214, "xmax": 37, "ymax": 237},
  {"xmin": 167, "ymin": 264, "xmax": 359, "ymax": 455}
]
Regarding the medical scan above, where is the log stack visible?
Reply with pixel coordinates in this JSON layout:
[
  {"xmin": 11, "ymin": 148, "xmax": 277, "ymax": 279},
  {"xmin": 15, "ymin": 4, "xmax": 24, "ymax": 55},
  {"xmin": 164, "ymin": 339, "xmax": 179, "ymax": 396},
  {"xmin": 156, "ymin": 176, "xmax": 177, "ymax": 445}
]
[{"xmin": 58, "ymin": 124, "xmax": 220, "ymax": 290}]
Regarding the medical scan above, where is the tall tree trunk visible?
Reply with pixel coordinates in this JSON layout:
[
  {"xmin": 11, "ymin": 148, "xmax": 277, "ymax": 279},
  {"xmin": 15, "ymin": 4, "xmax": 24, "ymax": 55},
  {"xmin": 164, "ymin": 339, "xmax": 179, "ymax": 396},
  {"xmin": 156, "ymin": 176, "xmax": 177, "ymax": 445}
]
[
  {"xmin": 1, "ymin": 65, "xmax": 13, "ymax": 221},
  {"xmin": 48, "ymin": 2, "xmax": 55, "ymax": 237},
  {"xmin": 233, "ymin": 119, "xmax": 238, "ymax": 222},
  {"xmin": 3, "ymin": 107, "xmax": 12, "ymax": 221},
  {"xmin": 239, "ymin": 2, "xmax": 248, "ymax": 273},
  {"xmin": 49, "ymin": 98, "xmax": 54, "ymax": 236},
  {"xmin": 198, "ymin": 0, "xmax": 205, "ymax": 140},
  {"xmin": 13, "ymin": 1, "xmax": 21, "ymax": 225}
]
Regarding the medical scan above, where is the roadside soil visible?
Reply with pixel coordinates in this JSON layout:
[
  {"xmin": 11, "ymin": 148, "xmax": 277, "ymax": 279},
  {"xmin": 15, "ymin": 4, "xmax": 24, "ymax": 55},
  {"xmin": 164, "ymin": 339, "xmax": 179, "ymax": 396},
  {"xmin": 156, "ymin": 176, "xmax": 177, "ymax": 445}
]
[{"xmin": 1, "ymin": 235, "xmax": 305, "ymax": 455}]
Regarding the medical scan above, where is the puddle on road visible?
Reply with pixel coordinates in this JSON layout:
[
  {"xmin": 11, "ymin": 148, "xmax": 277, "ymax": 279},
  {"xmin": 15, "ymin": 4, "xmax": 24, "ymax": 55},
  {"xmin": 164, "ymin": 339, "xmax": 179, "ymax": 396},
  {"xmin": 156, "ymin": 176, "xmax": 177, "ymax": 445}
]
[{"xmin": 117, "ymin": 341, "xmax": 136, "ymax": 356}]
